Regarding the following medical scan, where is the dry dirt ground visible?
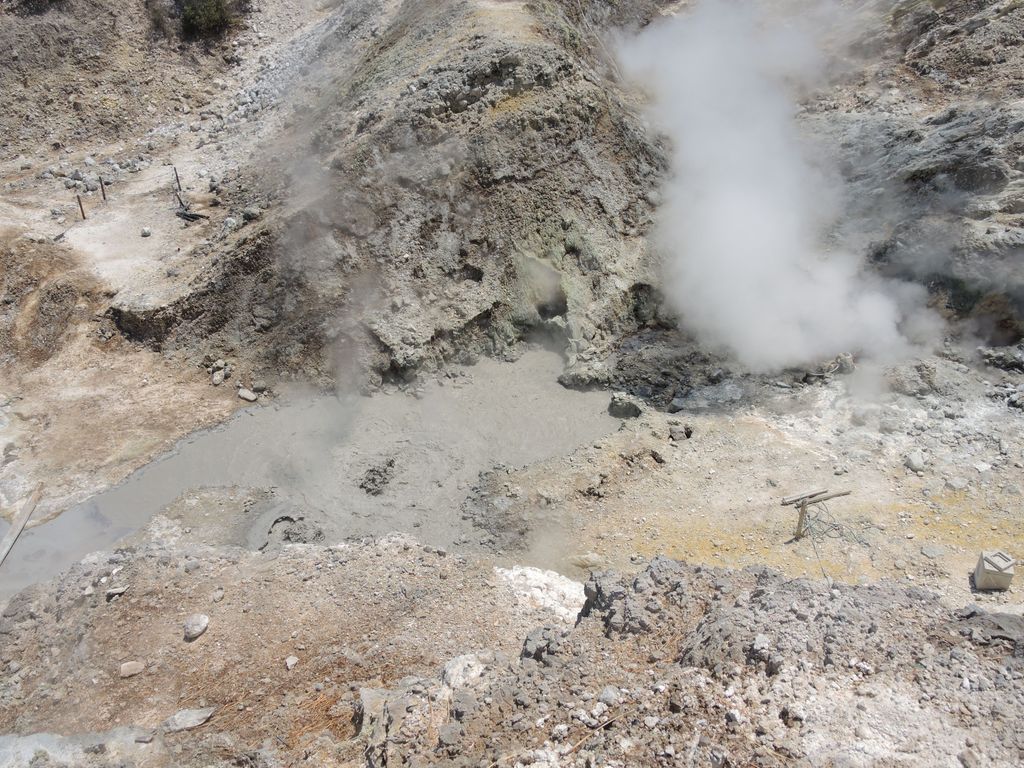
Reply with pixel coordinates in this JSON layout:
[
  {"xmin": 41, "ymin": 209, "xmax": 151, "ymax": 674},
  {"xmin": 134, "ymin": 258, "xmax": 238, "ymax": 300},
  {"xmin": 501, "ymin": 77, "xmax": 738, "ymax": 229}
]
[
  {"xmin": 0, "ymin": 227, "xmax": 238, "ymax": 519},
  {"xmin": 1, "ymin": 344, "xmax": 1022, "ymax": 766},
  {"xmin": 0, "ymin": 532, "xmax": 591, "ymax": 766},
  {"xmin": 462, "ymin": 348, "xmax": 1024, "ymax": 610},
  {"xmin": 2, "ymin": 0, "xmax": 1024, "ymax": 766},
  {"xmin": 2, "ymin": 526, "xmax": 1022, "ymax": 767},
  {"xmin": 0, "ymin": 0, "xmax": 322, "ymax": 520},
  {"xmin": 495, "ymin": 367, "xmax": 1024, "ymax": 609}
]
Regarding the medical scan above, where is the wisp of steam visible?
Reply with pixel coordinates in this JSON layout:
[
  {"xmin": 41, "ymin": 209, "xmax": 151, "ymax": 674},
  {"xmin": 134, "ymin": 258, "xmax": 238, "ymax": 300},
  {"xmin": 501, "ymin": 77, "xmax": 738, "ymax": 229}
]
[{"xmin": 618, "ymin": 1, "xmax": 938, "ymax": 372}]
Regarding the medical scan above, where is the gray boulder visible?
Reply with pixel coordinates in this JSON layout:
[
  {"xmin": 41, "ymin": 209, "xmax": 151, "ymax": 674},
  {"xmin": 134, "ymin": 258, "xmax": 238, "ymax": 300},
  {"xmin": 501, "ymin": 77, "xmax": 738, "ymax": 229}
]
[{"xmin": 608, "ymin": 392, "xmax": 642, "ymax": 419}]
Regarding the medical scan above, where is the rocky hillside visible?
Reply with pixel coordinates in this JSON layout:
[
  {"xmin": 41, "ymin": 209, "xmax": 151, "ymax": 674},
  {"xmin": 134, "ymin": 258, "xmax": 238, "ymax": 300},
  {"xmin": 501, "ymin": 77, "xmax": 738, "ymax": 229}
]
[
  {"xmin": 0, "ymin": 0, "xmax": 241, "ymax": 156},
  {"xmin": 2, "ymin": 0, "xmax": 1024, "ymax": 766},
  {"xmin": 87, "ymin": 0, "xmax": 674, "ymax": 389},
  {"xmin": 52, "ymin": 0, "xmax": 1020, "ymax": 396},
  {"xmin": 1, "ymin": 532, "xmax": 1021, "ymax": 766},
  {"xmin": 816, "ymin": 0, "xmax": 1024, "ymax": 343},
  {"xmin": 7, "ymin": 0, "xmax": 1022, "ymax": 389}
]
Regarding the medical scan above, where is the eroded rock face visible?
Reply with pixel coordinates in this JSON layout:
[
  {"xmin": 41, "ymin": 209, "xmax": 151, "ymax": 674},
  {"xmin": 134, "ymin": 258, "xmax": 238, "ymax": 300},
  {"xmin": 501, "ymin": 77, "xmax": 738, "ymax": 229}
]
[
  {"xmin": 19, "ymin": 0, "xmax": 1021, "ymax": 393},
  {"xmin": 816, "ymin": 103, "xmax": 1024, "ymax": 326},
  {"xmin": 170, "ymin": 0, "xmax": 1024, "ymax": 390},
  {"xmin": 125, "ymin": 0, "xmax": 672, "ymax": 387},
  {"xmin": 804, "ymin": 0, "xmax": 1024, "ymax": 346}
]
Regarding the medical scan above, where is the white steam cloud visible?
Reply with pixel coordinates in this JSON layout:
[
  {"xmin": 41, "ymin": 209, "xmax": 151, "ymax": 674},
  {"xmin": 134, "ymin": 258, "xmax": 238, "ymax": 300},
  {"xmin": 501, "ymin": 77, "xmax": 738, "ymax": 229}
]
[{"xmin": 619, "ymin": 1, "xmax": 939, "ymax": 372}]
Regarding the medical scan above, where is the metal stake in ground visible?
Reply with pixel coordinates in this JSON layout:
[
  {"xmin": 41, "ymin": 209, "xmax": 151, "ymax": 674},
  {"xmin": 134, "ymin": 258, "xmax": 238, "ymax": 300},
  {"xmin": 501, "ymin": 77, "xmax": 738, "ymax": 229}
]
[
  {"xmin": 173, "ymin": 166, "xmax": 182, "ymax": 192},
  {"xmin": 77, "ymin": 194, "xmax": 86, "ymax": 220},
  {"xmin": 99, "ymin": 177, "xmax": 107, "ymax": 201}
]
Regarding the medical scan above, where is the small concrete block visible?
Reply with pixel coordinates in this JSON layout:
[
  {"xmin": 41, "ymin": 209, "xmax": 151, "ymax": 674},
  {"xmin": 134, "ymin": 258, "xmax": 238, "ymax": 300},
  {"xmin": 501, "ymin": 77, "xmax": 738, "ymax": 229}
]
[{"xmin": 974, "ymin": 550, "xmax": 1015, "ymax": 591}]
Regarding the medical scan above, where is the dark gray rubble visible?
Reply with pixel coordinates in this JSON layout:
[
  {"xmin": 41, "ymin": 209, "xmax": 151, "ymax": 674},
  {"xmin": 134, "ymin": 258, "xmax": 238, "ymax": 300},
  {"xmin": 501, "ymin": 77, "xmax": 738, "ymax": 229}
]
[{"xmin": 354, "ymin": 557, "xmax": 1024, "ymax": 767}]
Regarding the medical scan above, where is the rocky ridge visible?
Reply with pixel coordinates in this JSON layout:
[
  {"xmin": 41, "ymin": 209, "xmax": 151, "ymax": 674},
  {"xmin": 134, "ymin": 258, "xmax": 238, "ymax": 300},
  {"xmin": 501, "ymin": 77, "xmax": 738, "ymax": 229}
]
[{"xmin": 2, "ymin": 543, "xmax": 1022, "ymax": 766}]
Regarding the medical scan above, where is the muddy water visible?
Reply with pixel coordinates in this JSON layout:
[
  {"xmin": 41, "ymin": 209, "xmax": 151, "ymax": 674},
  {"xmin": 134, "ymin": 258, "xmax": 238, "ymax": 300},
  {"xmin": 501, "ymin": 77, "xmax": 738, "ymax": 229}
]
[{"xmin": 0, "ymin": 349, "xmax": 617, "ymax": 599}]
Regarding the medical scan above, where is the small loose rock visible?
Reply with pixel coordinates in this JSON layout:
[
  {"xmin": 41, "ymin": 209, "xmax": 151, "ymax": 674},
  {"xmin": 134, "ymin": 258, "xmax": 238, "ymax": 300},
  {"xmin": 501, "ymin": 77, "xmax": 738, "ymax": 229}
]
[
  {"xmin": 608, "ymin": 392, "xmax": 642, "ymax": 419},
  {"xmin": 183, "ymin": 613, "xmax": 209, "ymax": 642},
  {"xmin": 904, "ymin": 450, "xmax": 926, "ymax": 473},
  {"xmin": 119, "ymin": 661, "xmax": 144, "ymax": 678},
  {"xmin": 598, "ymin": 685, "xmax": 620, "ymax": 706},
  {"xmin": 163, "ymin": 707, "xmax": 215, "ymax": 733}
]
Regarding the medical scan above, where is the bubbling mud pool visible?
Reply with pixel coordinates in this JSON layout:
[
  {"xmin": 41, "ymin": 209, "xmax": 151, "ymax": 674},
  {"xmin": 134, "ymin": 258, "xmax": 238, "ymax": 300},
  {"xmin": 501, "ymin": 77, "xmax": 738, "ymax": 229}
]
[{"xmin": 0, "ymin": 348, "xmax": 618, "ymax": 600}]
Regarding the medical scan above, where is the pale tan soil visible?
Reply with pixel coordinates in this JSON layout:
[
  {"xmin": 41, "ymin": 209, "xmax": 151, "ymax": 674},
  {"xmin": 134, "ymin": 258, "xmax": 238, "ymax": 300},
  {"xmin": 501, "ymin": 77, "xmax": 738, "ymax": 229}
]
[
  {"xmin": 489, "ymin": 374, "xmax": 1024, "ymax": 611},
  {"xmin": 0, "ymin": 231, "xmax": 238, "ymax": 521},
  {"xmin": 0, "ymin": 0, "xmax": 325, "ymax": 521}
]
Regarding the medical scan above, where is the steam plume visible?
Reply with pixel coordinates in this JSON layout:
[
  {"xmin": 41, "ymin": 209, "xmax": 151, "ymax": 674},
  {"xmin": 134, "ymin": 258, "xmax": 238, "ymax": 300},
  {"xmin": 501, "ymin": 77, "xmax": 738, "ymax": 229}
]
[{"xmin": 618, "ymin": 1, "xmax": 938, "ymax": 371}]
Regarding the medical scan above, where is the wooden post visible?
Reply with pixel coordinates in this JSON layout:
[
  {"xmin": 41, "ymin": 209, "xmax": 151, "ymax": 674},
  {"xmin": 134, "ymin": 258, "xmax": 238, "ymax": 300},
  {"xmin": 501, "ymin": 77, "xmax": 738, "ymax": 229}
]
[
  {"xmin": 795, "ymin": 501, "xmax": 808, "ymax": 540},
  {"xmin": 782, "ymin": 489, "xmax": 827, "ymax": 506},
  {"xmin": 782, "ymin": 488, "xmax": 851, "ymax": 541},
  {"xmin": 99, "ymin": 177, "xmax": 107, "ymax": 201},
  {"xmin": 173, "ymin": 166, "xmax": 182, "ymax": 192},
  {"xmin": 77, "ymin": 194, "xmax": 86, "ymax": 220},
  {"xmin": 0, "ymin": 484, "xmax": 44, "ymax": 569}
]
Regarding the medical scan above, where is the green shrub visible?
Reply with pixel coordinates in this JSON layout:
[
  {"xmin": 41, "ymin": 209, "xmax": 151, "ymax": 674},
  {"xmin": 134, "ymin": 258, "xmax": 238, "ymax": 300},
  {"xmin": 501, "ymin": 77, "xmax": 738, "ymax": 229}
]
[{"xmin": 181, "ymin": 0, "xmax": 232, "ymax": 38}]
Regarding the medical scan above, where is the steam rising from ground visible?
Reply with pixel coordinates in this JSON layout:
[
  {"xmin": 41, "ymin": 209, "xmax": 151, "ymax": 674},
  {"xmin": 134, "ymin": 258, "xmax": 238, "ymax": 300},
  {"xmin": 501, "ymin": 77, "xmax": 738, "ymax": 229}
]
[{"xmin": 619, "ymin": 1, "xmax": 939, "ymax": 372}]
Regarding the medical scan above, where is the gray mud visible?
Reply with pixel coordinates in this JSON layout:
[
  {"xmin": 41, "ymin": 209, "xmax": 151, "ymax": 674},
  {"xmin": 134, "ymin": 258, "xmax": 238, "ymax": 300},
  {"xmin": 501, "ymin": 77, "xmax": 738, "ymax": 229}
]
[{"xmin": 0, "ymin": 349, "xmax": 616, "ymax": 599}]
